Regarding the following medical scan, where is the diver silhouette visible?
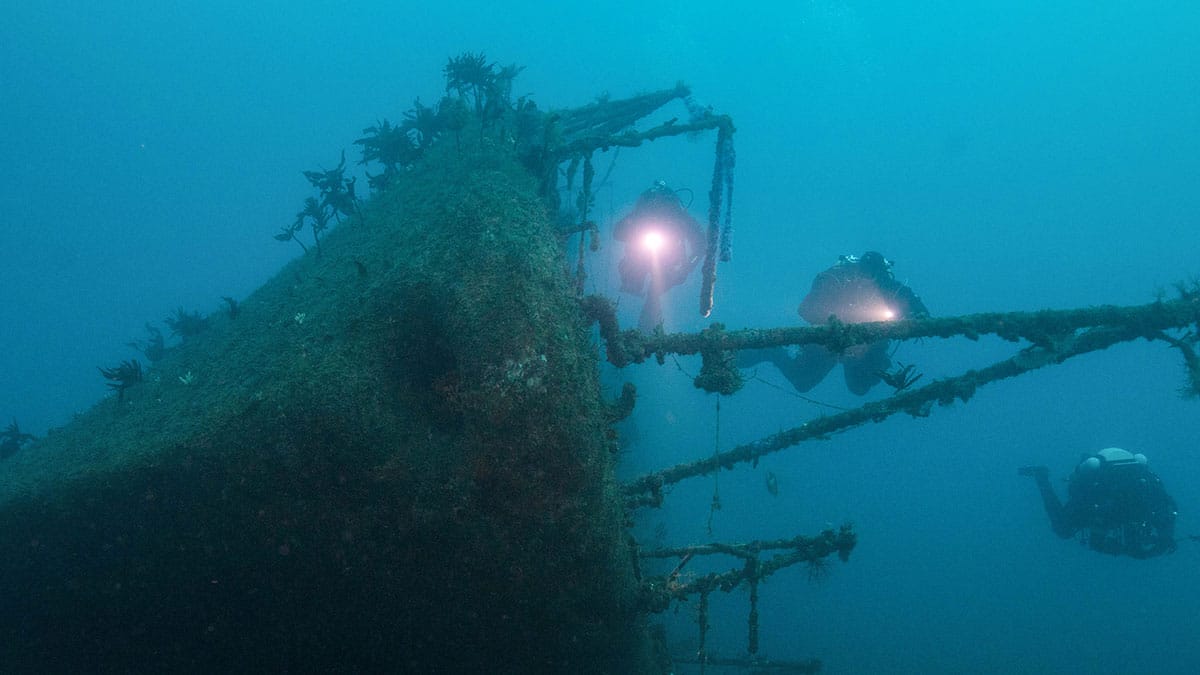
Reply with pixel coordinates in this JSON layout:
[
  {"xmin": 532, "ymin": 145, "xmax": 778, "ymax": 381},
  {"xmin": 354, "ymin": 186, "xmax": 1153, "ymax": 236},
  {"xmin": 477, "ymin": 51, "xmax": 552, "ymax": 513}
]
[
  {"xmin": 741, "ymin": 251, "xmax": 928, "ymax": 395},
  {"xmin": 613, "ymin": 180, "xmax": 706, "ymax": 332},
  {"xmin": 1019, "ymin": 448, "xmax": 1177, "ymax": 559}
]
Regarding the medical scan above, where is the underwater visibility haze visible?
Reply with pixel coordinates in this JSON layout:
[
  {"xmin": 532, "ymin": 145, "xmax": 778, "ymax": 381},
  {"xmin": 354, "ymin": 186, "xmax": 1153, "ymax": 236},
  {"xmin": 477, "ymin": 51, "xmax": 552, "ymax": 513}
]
[{"xmin": 2, "ymin": 2, "xmax": 1199, "ymax": 673}]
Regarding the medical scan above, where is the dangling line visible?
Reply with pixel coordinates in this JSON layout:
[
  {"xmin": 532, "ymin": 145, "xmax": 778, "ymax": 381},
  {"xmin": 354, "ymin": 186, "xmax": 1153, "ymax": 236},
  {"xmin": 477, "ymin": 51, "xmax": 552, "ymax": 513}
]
[{"xmin": 706, "ymin": 395, "xmax": 722, "ymax": 535}]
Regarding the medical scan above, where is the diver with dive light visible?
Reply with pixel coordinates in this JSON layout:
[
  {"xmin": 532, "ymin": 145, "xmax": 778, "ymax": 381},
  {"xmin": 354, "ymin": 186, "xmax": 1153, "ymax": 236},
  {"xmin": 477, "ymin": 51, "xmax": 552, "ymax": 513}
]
[
  {"xmin": 739, "ymin": 251, "xmax": 928, "ymax": 395},
  {"xmin": 614, "ymin": 180, "xmax": 707, "ymax": 332}
]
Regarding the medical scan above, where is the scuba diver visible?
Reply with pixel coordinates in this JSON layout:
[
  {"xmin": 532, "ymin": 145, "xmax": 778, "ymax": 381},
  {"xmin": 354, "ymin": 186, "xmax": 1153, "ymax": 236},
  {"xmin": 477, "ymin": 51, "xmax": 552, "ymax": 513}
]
[
  {"xmin": 739, "ymin": 251, "xmax": 929, "ymax": 395},
  {"xmin": 613, "ymin": 180, "xmax": 706, "ymax": 332},
  {"xmin": 1019, "ymin": 447, "xmax": 1177, "ymax": 559}
]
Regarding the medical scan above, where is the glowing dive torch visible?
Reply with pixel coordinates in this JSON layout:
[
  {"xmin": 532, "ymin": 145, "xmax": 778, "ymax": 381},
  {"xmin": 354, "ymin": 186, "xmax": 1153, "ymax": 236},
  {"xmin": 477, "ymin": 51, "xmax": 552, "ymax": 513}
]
[{"xmin": 639, "ymin": 228, "xmax": 666, "ymax": 254}]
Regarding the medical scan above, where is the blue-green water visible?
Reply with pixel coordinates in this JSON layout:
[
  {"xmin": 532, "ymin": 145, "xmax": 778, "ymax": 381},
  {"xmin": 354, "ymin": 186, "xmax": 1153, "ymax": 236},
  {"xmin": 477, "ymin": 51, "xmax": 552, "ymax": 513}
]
[{"xmin": 3, "ymin": 3, "xmax": 1198, "ymax": 672}]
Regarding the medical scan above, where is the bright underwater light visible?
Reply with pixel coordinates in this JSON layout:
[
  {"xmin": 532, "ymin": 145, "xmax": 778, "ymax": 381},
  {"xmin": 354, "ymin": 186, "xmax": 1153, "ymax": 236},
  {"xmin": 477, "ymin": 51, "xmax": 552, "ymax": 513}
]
[{"xmin": 640, "ymin": 229, "xmax": 666, "ymax": 253}]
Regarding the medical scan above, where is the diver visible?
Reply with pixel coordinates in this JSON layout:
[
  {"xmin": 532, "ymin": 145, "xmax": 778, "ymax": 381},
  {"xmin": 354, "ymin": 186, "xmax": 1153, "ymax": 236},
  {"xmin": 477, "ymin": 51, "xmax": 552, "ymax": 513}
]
[
  {"xmin": 1018, "ymin": 447, "xmax": 1177, "ymax": 559},
  {"xmin": 739, "ymin": 251, "xmax": 928, "ymax": 395},
  {"xmin": 613, "ymin": 180, "xmax": 706, "ymax": 332}
]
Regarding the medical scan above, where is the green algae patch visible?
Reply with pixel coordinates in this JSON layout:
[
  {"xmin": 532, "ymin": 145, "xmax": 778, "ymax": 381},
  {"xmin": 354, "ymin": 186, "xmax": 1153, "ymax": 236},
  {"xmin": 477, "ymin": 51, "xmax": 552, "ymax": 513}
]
[{"xmin": 0, "ymin": 142, "xmax": 658, "ymax": 672}]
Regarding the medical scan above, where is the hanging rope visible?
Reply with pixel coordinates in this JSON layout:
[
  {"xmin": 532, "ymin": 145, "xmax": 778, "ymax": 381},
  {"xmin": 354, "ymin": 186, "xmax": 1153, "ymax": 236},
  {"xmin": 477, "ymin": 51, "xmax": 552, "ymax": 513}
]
[
  {"xmin": 573, "ymin": 152, "xmax": 595, "ymax": 294},
  {"xmin": 718, "ymin": 124, "xmax": 735, "ymax": 263},
  {"xmin": 700, "ymin": 116, "xmax": 736, "ymax": 317},
  {"xmin": 706, "ymin": 396, "xmax": 722, "ymax": 535}
]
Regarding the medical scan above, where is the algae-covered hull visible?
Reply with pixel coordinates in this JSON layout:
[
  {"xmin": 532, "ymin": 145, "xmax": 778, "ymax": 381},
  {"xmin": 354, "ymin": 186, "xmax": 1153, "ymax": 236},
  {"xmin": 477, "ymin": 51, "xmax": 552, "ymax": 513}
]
[{"xmin": 0, "ymin": 145, "xmax": 658, "ymax": 673}]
